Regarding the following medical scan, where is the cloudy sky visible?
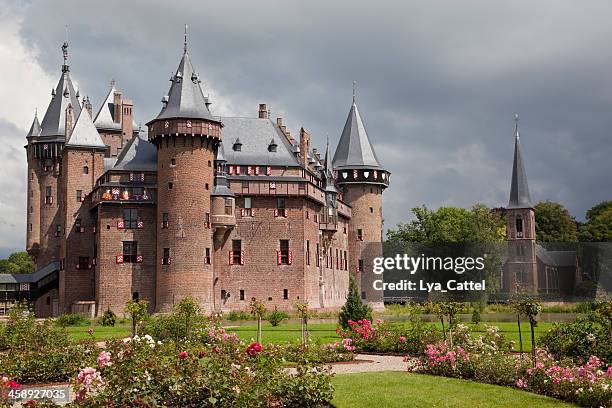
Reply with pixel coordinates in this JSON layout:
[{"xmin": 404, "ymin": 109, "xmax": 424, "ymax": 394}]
[{"xmin": 0, "ymin": 0, "xmax": 611, "ymax": 257}]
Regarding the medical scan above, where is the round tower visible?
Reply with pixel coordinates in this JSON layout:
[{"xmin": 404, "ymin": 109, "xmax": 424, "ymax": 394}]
[
  {"xmin": 147, "ymin": 32, "xmax": 222, "ymax": 312},
  {"xmin": 332, "ymin": 90, "xmax": 390, "ymax": 308},
  {"xmin": 25, "ymin": 112, "xmax": 41, "ymax": 258}
]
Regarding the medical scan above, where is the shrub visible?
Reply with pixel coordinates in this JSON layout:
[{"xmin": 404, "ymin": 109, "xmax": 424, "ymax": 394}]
[
  {"xmin": 471, "ymin": 308, "xmax": 481, "ymax": 324},
  {"xmin": 338, "ymin": 275, "xmax": 372, "ymax": 329},
  {"xmin": 226, "ymin": 310, "xmax": 251, "ymax": 321},
  {"xmin": 267, "ymin": 309, "xmax": 288, "ymax": 327},
  {"xmin": 125, "ymin": 299, "xmax": 148, "ymax": 336},
  {"xmin": 100, "ymin": 308, "xmax": 117, "ymax": 327},
  {"xmin": 55, "ymin": 313, "xmax": 90, "ymax": 327}
]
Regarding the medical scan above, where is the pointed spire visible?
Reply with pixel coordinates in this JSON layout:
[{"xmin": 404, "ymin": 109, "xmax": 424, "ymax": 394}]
[
  {"xmin": 212, "ymin": 141, "xmax": 234, "ymax": 197},
  {"xmin": 62, "ymin": 25, "xmax": 69, "ymax": 73},
  {"xmin": 332, "ymin": 87, "xmax": 381, "ymax": 170},
  {"xmin": 508, "ymin": 114, "xmax": 533, "ymax": 209},
  {"xmin": 352, "ymin": 80, "xmax": 356, "ymax": 104},
  {"xmin": 66, "ymin": 109, "xmax": 106, "ymax": 149},
  {"xmin": 93, "ymin": 80, "xmax": 121, "ymax": 130},
  {"xmin": 26, "ymin": 110, "xmax": 41, "ymax": 138},
  {"xmin": 324, "ymin": 135, "xmax": 338, "ymax": 194},
  {"xmin": 184, "ymin": 24, "xmax": 188, "ymax": 54},
  {"xmin": 152, "ymin": 29, "xmax": 215, "ymax": 122}
]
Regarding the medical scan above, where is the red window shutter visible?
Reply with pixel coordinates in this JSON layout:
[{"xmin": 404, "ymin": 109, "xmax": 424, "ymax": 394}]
[
  {"xmin": 92, "ymin": 258, "xmax": 97, "ymax": 265},
  {"xmin": 228, "ymin": 166, "xmax": 234, "ymax": 175},
  {"xmin": 241, "ymin": 208, "xmax": 245, "ymax": 217},
  {"xmin": 255, "ymin": 167, "xmax": 260, "ymax": 175},
  {"xmin": 229, "ymin": 251, "xmax": 234, "ymax": 265},
  {"xmin": 353, "ymin": 170, "xmax": 358, "ymax": 179},
  {"xmin": 137, "ymin": 254, "xmax": 143, "ymax": 263},
  {"xmin": 284, "ymin": 209, "xmax": 289, "ymax": 218},
  {"xmin": 274, "ymin": 209, "xmax": 279, "ymax": 217},
  {"xmin": 49, "ymin": 197, "xmax": 53, "ymax": 204},
  {"xmin": 277, "ymin": 250, "xmax": 282, "ymax": 265},
  {"xmin": 129, "ymin": 173, "xmax": 134, "ymax": 181},
  {"xmin": 117, "ymin": 220, "xmax": 125, "ymax": 229},
  {"xmin": 137, "ymin": 220, "xmax": 144, "ymax": 229},
  {"xmin": 167, "ymin": 257, "xmax": 172, "ymax": 265},
  {"xmin": 236, "ymin": 166, "xmax": 241, "ymax": 175},
  {"xmin": 248, "ymin": 166, "xmax": 253, "ymax": 175},
  {"xmin": 140, "ymin": 173, "xmax": 145, "ymax": 182},
  {"xmin": 288, "ymin": 250, "xmax": 293, "ymax": 265},
  {"xmin": 75, "ymin": 264, "xmax": 80, "ymax": 270},
  {"xmin": 116, "ymin": 254, "xmax": 124, "ymax": 264},
  {"xmin": 80, "ymin": 196, "xmax": 85, "ymax": 202},
  {"xmin": 240, "ymin": 250, "xmax": 245, "ymax": 265},
  {"xmin": 266, "ymin": 166, "xmax": 272, "ymax": 176},
  {"xmin": 251, "ymin": 208, "xmax": 256, "ymax": 217}
]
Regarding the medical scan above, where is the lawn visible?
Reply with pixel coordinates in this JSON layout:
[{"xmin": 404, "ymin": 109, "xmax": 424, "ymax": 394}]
[
  {"xmin": 226, "ymin": 322, "xmax": 339, "ymax": 344},
  {"xmin": 65, "ymin": 324, "xmax": 131, "ymax": 341},
  {"xmin": 331, "ymin": 371, "xmax": 576, "ymax": 408}
]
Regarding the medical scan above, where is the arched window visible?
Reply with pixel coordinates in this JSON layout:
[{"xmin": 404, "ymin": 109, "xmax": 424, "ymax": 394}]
[{"xmin": 515, "ymin": 216, "xmax": 523, "ymax": 237}]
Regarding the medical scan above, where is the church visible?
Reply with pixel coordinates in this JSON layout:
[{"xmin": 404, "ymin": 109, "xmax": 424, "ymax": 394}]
[{"xmin": 9, "ymin": 33, "xmax": 390, "ymax": 317}]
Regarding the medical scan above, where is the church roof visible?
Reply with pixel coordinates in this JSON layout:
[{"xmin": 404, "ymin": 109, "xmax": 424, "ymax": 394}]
[
  {"xmin": 66, "ymin": 109, "xmax": 106, "ymax": 149},
  {"xmin": 508, "ymin": 116, "xmax": 533, "ymax": 209},
  {"xmin": 153, "ymin": 43, "xmax": 215, "ymax": 122},
  {"xmin": 217, "ymin": 117, "xmax": 301, "ymax": 167},
  {"xmin": 332, "ymin": 101, "xmax": 381, "ymax": 170},
  {"xmin": 39, "ymin": 42, "xmax": 81, "ymax": 138},
  {"xmin": 26, "ymin": 113, "xmax": 41, "ymax": 138},
  {"xmin": 536, "ymin": 245, "xmax": 576, "ymax": 267},
  {"xmin": 112, "ymin": 133, "xmax": 157, "ymax": 172}
]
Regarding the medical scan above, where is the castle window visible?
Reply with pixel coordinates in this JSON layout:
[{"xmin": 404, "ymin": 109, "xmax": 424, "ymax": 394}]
[
  {"xmin": 224, "ymin": 198, "xmax": 233, "ymax": 216},
  {"xmin": 283, "ymin": 289, "xmax": 288, "ymax": 300},
  {"xmin": 122, "ymin": 241, "xmax": 138, "ymax": 263},
  {"xmin": 240, "ymin": 289, "xmax": 245, "ymax": 301},
  {"xmin": 344, "ymin": 251, "xmax": 348, "ymax": 270},
  {"xmin": 30, "ymin": 172, "xmax": 34, "ymax": 180},
  {"xmin": 361, "ymin": 291, "xmax": 366, "ymax": 300},
  {"xmin": 132, "ymin": 292, "xmax": 139, "ymax": 300},
  {"xmin": 336, "ymin": 248, "xmax": 339, "ymax": 269},
  {"xmin": 306, "ymin": 240, "xmax": 310, "ymax": 266},
  {"xmin": 170, "ymin": 158, "xmax": 176, "ymax": 167},
  {"xmin": 168, "ymin": 182, "xmax": 173, "ymax": 190},
  {"xmin": 221, "ymin": 290, "xmax": 228, "ymax": 300},
  {"xmin": 205, "ymin": 183, "xmax": 209, "ymax": 190},
  {"xmin": 316, "ymin": 243, "xmax": 320, "ymax": 267},
  {"xmin": 75, "ymin": 218, "xmax": 82, "ymax": 232},
  {"xmin": 276, "ymin": 198, "xmax": 287, "ymax": 217},
  {"xmin": 45, "ymin": 186, "xmax": 53, "ymax": 204},
  {"xmin": 232, "ymin": 240, "xmax": 242, "ymax": 265},
  {"xmin": 243, "ymin": 197, "xmax": 253, "ymax": 216},
  {"xmin": 208, "ymin": 160, "xmax": 211, "ymax": 167},
  {"xmin": 205, "ymin": 212, "xmax": 211, "ymax": 227},
  {"xmin": 162, "ymin": 248, "xmax": 171, "ymax": 265},
  {"xmin": 29, "ymin": 223, "xmax": 32, "ymax": 232},
  {"xmin": 205, "ymin": 248, "xmax": 211, "ymax": 265},
  {"xmin": 162, "ymin": 213, "xmax": 169, "ymax": 229},
  {"xmin": 83, "ymin": 166, "xmax": 89, "ymax": 174},
  {"xmin": 78, "ymin": 257, "xmax": 89, "ymax": 270},
  {"xmin": 55, "ymin": 224, "xmax": 61, "ymax": 237},
  {"xmin": 76, "ymin": 190, "xmax": 83, "ymax": 202},
  {"xmin": 279, "ymin": 240, "xmax": 290, "ymax": 265},
  {"xmin": 358, "ymin": 259, "xmax": 364, "ymax": 272},
  {"xmin": 29, "ymin": 206, "xmax": 33, "ymax": 214},
  {"xmin": 357, "ymin": 229, "xmax": 364, "ymax": 241},
  {"xmin": 123, "ymin": 209, "xmax": 138, "ymax": 229},
  {"xmin": 370, "ymin": 207, "xmax": 374, "ymax": 213},
  {"xmin": 306, "ymin": 211, "xmax": 309, "ymax": 220}
]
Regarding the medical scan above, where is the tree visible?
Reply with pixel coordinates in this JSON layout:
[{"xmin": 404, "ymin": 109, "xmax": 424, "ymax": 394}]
[
  {"xmin": 249, "ymin": 298, "xmax": 266, "ymax": 343},
  {"xmin": 338, "ymin": 275, "xmax": 372, "ymax": 329},
  {"xmin": 125, "ymin": 299, "xmax": 149, "ymax": 336},
  {"xmin": 534, "ymin": 201, "xmax": 579, "ymax": 243},
  {"xmin": 293, "ymin": 300, "xmax": 310, "ymax": 346},
  {"xmin": 579, "ymin": 201, "xmax": 612, "ymax": 242},
  {"xmin": 0, "ymin": 252, "xmax": 34, "ymax": 274}
]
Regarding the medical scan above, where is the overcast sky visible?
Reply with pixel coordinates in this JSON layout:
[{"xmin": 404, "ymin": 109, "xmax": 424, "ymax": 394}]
[{"xmin": 0, "ymin": 0, "xmax": 611, "ymax": 258}]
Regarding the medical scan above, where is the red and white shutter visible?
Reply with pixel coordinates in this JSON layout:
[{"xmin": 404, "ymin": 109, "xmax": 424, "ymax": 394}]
[
  {"xmin": 277, "ymin": 250, "xmax": 282, "ymax": 265},
  {"xmin": 241, "ymin": 208, "xmax": 246, "ymax": 217},
  {"xmin": 167, "ymin": 257, "xmax": 172, "ymax": 265},
  {"xmin": 266, "ymin": 166, "xmax": 272, "ymax": 176},
  {"xmin": 75, "ymin": 263, "xmax": 80, "ymax": 270},
  {"xmin": 235, "ymin": 166, "xmax": 241, "ymax": 175},
  {"xmin": 140, "ymin": 173, "xmax": 145, "ymax": 182},
  {"xmin": 255, "ymin": 166, "xmax": 260, "ymax": 175},
  {"xmin": 288, "ymin": 250, "xmax": 293, "ymax": 265},
  {"xmin": 284, "ymin": 209, "xmax": 289, "ymax": 218},
  {"xmin": 129, "ymin": 173, "xmax": 134, "ymax": 181},
  {"xmin": 136, "ymin": 254, "xmax": 143, "ymax": 263},
  {"xmin": 228, "ymin": 166, "xmax": 234, "ymax": 175},
  {"xmin": 117, "ymin": 220, "xmax": 125, "ymax": 229},
  {"xmin": 137, "ymin": 220, "xmax": 144, "ymax": 229},
  {"xmin": 251, "ymin": 208, "xmax": 256, "ymax": 217},
  {"xmin": 247, "ymin": 166, "xmax": 253, "ymax": 175},
  {"xmin": 116, "ymin": 254, "xmax": 124, "ymax": 264},
  {"xmin": 240, "ymin": 250, "xmax": 245, "ymax": 265},
  {"xmin": 274, "ymin": 208, "xmax": 279, "ymax": 217},
  {"xmin": 353, "ymin": 170, "xmax": 358, "ymax": 179},
  {"xmin": 229, "ymin": 251, "xmax": 234, "ymax": 265}
]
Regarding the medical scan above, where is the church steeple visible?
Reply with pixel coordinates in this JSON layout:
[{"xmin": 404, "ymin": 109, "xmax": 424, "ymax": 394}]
[{"xmin": 508, "ymin": 114, "xmax": 533, "ymax": 209}]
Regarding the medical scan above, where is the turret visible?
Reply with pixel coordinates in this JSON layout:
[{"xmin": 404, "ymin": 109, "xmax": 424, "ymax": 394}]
[
  {"xmin": 147, "ymin": 27, "xmax": 222, "ymax": 312},
  {"xmin": 211, "ymin": 141, "xmax": 236, "ymax": 230},
  {"xmin": 332, "ymin": 84, "xmax": 390, "ymax": 308},
  {"xmin": 504, "ymin": 114, "xmax": 537, "ymax": 293}
]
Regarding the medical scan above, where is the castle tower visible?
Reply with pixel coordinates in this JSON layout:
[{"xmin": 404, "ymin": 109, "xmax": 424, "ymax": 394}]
[
  {"xmin": 332, "ymin": 86, "xmax": 390, "ymax": 307},
  {"xmin": 147, "ymin": 30, "xmax": 222, "ymax": 312},
  {"xmin": 59, "ymin": 107, "xmax": 107, "ymax": 313},
  {"xmin": 505, "ymin": 115, "xmax": 537, "ymax": 294},
  {"xmin": 26, "ymin": 40, "xmax": 81, "ymax": 269}
]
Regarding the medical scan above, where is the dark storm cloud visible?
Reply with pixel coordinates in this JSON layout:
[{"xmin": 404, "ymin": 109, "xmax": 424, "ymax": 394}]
[{"xmin": 13, "ymin": 0, "xmax": 612, "ymax": 245}]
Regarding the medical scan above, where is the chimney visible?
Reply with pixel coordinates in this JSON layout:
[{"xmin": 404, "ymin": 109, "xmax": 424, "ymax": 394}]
[
  {"xmin": 121, "ymin": 98, "xmax": 134, "ymax": 141},
  {"xmin": 65, "ymin": 105, "xmax": 74, "ymax": 139},
  {"xmin": 299, "ymin": 127, "xmax": 310, "ymax": 167},
  {"xmin": 113, "ymin": 91, "xmax": 122, "ymax": 124},
  {"xmin": 276, "ymin": 117, "xmax": 283, "ymax": 127},
  {"xmin": 258, "ymin": 104, "xmax": 268, "ymax": 119}
]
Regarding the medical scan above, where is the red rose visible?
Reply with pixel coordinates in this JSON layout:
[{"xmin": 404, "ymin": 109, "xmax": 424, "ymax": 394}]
[
  {"xmin": 251, "ymin": 342, "xmax": 262, "ymax": 352},
  {"xmin": 198, "ymin": 351, "xmax": 206, "ymax": 359},
  {"xmin": 179, "ymin": 351, "xmax": 189, "ymax": 359},
  {"xmin": 8, "ymin": 381, "xmax": 20, "ymax": 389}
]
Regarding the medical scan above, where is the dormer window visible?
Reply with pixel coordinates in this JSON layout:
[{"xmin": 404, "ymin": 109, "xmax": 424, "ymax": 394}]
[
  {"xmin": 268, "ymin": 138, "xmax": 278, "ymax": 152},
  {"xmin": 233, "ymin": 138, "xmax": 242, "ymax": 151},
  {"xmin": 175, "ymin": 71, "xmax": 182, "ymax": 82}
]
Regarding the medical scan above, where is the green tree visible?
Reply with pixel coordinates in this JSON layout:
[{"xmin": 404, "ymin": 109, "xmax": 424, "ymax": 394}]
[
  {"xmin": 579, "ymin": 201, "xmax": 612, "ymax": 242},
  {"xmin": 338, "ymin": 275, "xmax": 372, "ymax": 329},
  {"xmin": 534, "ymin": 201, "xmax": 578, "ymax": 242},
  {"xmin": 125, "ymin": 299, "xmax": 149, "ymax": 336},
  {"xmin": 249, "ymin": 298, "xmax": 266, "ymax": 343},
  {"xmin": 0, "ymin": 252, "xmax": 34, "ymax": 274}
]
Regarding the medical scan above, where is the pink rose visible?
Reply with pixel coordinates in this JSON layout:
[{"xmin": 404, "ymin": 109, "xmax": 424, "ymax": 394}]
[{"xmin": 179, "ymin": 351, "xmax": 189, "ymax": 360}]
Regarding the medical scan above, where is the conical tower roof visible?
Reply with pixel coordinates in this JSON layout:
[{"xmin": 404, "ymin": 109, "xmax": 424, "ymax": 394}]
[
  {"xmin": 94, "ymin": 81, "xmax": 139, "ymax": 131},
  {"xmin": 39, "ymin": 41, "xmax": 81, "ymax": 138},
  {"xmin": 153, "ymin": 30, "xmax": 215, "ymax": 122},
  {"xmin": 66, "ymin": 109, "xmax": 106, "ymax": 149},
  {"xmin": 212, "ymin": 141, "xmax": 234, "ymax": 197},
  {"xmin": 26, "ymin": 112, "xmax": 41, "ymax": 138},
  {"xmin": 323, "ymin": 138, "xmax": 338, "ymax": 194},
  {"xmin": 508, "ymin": 115, "xmax": 533, "ymax": 209},
  {"xmin": 332, "ymin": 101, "xmax": 381, "ymax": 170}
]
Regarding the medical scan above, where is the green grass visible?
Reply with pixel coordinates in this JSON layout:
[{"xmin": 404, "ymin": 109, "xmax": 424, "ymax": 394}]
[
  {"xmin": 331, "ymin": 371, "xmax": 576, "ymax": 408},
  {"xmin": 226, "ymin": 322, "xmax": 339, "ymax": 344},
  {"xmin": 65, "ymin": 324, "xmax": 131, "ymax": 341}
]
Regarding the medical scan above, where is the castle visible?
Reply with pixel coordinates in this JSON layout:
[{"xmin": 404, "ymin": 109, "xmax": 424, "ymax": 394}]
[{"xmin": 17, "ymin": 36, "xmax": 390, "ymax": 317}]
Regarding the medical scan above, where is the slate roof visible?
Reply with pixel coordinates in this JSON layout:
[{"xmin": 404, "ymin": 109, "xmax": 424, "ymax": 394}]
[
  {"xmin": 66, "ymin": 109, "xmax": 107, "ymax": 149},
  {"xmin": 323, "ymin": 140, "xmax": 338, "ymax": 194},
  {"xmin": 153, "ymin": 50, "xmax": 215, "ymax": 122},
  {"xmin": 112, "ymin": 133, "xmax": 157, "ymax": 172},
  {"xmin": 0, "ymin": 261, "xmax": 59, "ymax": 284},
  {"xmin": 93, "ymin": 84, "xmax": 139, "ymax": 131},
  {"xmin": 217, "ymin": 117, "xmax": 301, "ymax": 167},
  {"xmin": 332, "ymin": 102, "xmax": 381, "ymax": 170},
  {"xmin": 508, "ymin": 119, "xmax": 533, "ymax": 209},
  {"xmin": 212, "ymin": 141, "xmax": 234, "ymax": 197},
  {"xmin": 26, "ymin": 113, "xmax": 41, "ymax": 138},
  {"xmin": 104, "ymin": 158, "xmax": 118, "ymax": 172},
  {"xmin": 536, "ymin": 245, "xmax": 576, "ymax": 267},
  {"xmin": 39, "ymin": 70, "xmax": 81, "ymax": 138}
]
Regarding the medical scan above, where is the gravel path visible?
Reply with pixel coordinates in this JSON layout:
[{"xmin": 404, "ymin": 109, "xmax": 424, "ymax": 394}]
[{"xmin": 330, "ymin": 354, "xmax": 408, "ymax": 374}]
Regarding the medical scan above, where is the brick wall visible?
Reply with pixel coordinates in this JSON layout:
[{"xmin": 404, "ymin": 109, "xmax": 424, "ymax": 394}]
[
  {"xmin": 26, "ymin": 150, "xmax": 41, "ymax": 258},
  {"xmin": 37, "ymin": 157, "xmax": 62, "ymax": 269}
]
